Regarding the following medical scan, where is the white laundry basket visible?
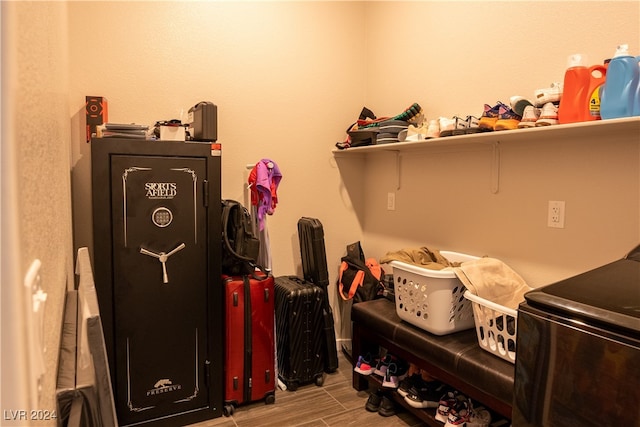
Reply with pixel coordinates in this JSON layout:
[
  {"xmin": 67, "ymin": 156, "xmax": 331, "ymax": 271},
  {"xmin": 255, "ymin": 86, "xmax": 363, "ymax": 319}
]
[
  {"xmin": 464, "ymin": 291, "xmax": 518, "ymax": 364},
  {"xmin": 390, "ymin": 251, "xmax": 478, "ymax": 336}
]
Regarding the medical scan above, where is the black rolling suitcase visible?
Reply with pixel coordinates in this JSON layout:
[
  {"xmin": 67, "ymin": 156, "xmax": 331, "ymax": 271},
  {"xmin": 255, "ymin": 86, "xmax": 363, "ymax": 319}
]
[
  {"xmin": 274, "ymin": 276, "xmax": 325, "ymax": 391},
  {"xmin": 297, "ymin": 217, "xmax": 339, "ymax": 373}
]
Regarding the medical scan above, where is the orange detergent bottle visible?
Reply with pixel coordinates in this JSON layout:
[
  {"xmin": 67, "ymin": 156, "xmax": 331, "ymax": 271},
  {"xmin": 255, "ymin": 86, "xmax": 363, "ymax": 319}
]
[{"xmin": 558, "ymin": 54, "xmax": 607, "ymax": 124}]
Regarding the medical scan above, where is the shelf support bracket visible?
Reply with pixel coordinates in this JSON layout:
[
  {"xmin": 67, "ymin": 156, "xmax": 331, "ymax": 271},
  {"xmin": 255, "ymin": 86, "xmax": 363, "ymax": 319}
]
[
  {"xmin": 394, "ymin": 150, "xmax": 401, "ymax": 190},
  {"xmin": 491, "ymin": 141, "xmax": 500, "ymax": 194}
]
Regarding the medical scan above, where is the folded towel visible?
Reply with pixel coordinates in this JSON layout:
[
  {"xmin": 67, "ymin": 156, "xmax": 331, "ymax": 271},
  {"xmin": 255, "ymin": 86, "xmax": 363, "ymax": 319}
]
[
  {"xmin": 453, "ymin": 257, "xmax": 532, "ymax": 310},
  {"xmin": 380, "ymin": 247, "xmax": 459, "ymax": 270}
]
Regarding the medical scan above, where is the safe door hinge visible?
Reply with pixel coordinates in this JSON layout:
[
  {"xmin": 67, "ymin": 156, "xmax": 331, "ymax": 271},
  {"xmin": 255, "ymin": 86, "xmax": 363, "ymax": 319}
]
[{"xmin": 203, "ymin": 180, "xmax": 209, "ymax": 207}]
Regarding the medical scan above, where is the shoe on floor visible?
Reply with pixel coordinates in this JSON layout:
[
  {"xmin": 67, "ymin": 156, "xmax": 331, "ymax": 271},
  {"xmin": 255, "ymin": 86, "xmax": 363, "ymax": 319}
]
[
  {"xmin": 478, "ymin": 102, "xmax": 506, "ymax": 132},
  {"xmin": 535, "ymin": 102, "xmax": 559, "ymax": 126},
  {"xmin": 534, "ymin": 82, "xmax": 563, "ymax": 107},
  {"xmin": 397, "ymin": 373, "xmax": 421, "ymax": 397},
  {"xmin": 354, "ymin": 353, "xmax": 376, "ymax": 375},
  {"xmin": 404, "ymin": 380, "xmax": 446, "ymax": 409},
  {"xmin": 381, "ymin": 361, "xmax": 408, "ymax": 388},
  {"xmin": 467, "ymin": 406, "xmax": 492, "ymax": 427},
  {"xmin": 444, "ymin": 394, "xmax": 473, "ymax": 427},
  {"xmin": 373, "ymin": 354, "xmax": 395, "ymax": 377},
  {"xmin": 365, "ymin": 389, "xmax": 383, "ymax": 412},
  {"xmin": 494, "ymin": 105, "xmax": 521, "ymax": 131},
  {"xmin": 445, "ymin": 397, "xmax": 491, "ymax": 427},
  {"xmin": 378, "ymin": 395, "xmax": 396, "ymax": 417},
  {"xmin": 436, "ymin": 390, "xmax": 462, "ymax": 423},
  {"xmin": 518, "ymin": 105, "xmax": 541, "ymax": 128}
]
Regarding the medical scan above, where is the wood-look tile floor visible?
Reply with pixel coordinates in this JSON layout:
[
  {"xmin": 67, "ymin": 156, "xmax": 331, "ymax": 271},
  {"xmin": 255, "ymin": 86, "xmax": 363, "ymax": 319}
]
[{"xmin": 189, "ymin": 351, "xmax": 426, "ymax": 427}]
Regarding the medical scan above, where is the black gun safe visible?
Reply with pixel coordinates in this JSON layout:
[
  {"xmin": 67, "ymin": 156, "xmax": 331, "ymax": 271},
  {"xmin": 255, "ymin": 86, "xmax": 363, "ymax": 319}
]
[{"xmin": 91, "ymin": 138, "xmax": 223, "ymax": 426}]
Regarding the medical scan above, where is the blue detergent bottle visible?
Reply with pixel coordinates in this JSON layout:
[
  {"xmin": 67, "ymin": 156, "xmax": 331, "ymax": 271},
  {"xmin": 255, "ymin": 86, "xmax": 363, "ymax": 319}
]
[{"xmin": 600, "ymin": 44, "xmax": 640, "ymax": 119}]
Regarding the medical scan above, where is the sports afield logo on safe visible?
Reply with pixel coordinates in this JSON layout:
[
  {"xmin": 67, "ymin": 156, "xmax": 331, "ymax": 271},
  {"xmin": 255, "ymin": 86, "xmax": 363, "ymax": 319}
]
[
  {"xmin": 147, "ymin": 378, "xmax": 182, "ymax": 396},
  {"xmin": 145, "ymin": 182, "xmax": 177, "ymax": 199}
]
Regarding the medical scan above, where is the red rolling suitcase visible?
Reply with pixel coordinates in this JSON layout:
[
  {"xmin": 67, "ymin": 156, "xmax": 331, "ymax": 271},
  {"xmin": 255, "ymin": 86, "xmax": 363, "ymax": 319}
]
[
  {"xmin": 274, "ymin": 275, "xmax": 325, "ymax": 391},
  {"xmin": 223, "ymin": 274, "xmax": 276, "ymax": 416}
]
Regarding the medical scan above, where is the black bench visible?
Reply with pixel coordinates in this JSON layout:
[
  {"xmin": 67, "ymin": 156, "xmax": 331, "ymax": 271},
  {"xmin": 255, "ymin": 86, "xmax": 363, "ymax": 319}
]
[{"xmin": 351, "ymin": 298, "xmax": 514, "ymax": 424}]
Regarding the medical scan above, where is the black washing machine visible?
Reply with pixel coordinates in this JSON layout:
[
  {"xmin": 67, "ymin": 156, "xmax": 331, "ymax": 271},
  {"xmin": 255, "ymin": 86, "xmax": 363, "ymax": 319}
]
[{"xmin": 513, "ymin": 245, "xmax": 640, "ymax": 427}]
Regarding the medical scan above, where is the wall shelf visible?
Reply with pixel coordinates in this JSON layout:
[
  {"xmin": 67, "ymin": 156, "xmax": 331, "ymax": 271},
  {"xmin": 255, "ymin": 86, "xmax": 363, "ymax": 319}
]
[
  {"xmin": 332, "ymin": 117, "xmax": 640, "ymax": 157},
  {"xmin": 332, "ymin": 117, "xmax": 639, "ymax": 194}
]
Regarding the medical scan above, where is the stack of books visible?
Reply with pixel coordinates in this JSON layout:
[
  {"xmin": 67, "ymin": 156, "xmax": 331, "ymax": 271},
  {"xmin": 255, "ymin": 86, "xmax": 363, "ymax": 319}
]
[{"xmin": 100, "ymin": 123, "xmax": 149, "ymax": 139}]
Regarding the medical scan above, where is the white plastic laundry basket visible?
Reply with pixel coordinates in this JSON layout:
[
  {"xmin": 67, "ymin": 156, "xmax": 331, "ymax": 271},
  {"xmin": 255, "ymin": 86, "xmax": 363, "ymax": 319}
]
[
  {"xmin": 391, "ymin": 251, "xmax": 478, "ymax": 336},
  {"xmin": 464, "ymin": 291, "xmax": 518, "ymax": 364}
]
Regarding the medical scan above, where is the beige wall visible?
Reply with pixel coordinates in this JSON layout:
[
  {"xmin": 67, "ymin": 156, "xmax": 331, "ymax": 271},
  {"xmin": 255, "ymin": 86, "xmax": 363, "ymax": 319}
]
[
  {"xmin": 363, "ymin": 2, "xmax": 640, "ymax": 121},
  {"xmin": 1, "ymin": 1, "xmax": 73, "ymax": 423},
  {"xmin": 358, "ymin": 1, "xmax": 640, "ymax": 285},
  {"xmin": 68, "ymin": 0, "xmax": 367, "ymax": 283},
  {"xmin": 2, "ymin": 1, "xmax": 639, "ymax": 423},
  {"xmin": 345, "ymin": 125, "xmax": 639, "ymax": 286}
]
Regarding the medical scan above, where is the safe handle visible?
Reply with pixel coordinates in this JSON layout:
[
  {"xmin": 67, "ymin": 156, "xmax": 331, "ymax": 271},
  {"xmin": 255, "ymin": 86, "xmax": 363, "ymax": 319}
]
[{"xmin": 139, "ymin": 243, "xmax": 186, "ymax": 284}]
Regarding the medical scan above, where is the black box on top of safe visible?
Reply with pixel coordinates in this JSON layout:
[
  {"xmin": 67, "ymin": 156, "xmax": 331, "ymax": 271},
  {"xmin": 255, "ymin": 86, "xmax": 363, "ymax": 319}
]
[{"xmin": 188, "ymin": 101, "xmax": 217, "ymax": 141}]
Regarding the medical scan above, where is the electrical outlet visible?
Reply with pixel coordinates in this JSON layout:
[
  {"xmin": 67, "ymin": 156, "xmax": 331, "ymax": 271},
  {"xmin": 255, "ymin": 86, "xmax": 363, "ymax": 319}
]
[
  {"xmin": 387, "ymin": 192, "xmax": 396, "ymax": 211},
  {"xmin": 548, "ymin": 200, "xmax": 565, "ymax": 228}
]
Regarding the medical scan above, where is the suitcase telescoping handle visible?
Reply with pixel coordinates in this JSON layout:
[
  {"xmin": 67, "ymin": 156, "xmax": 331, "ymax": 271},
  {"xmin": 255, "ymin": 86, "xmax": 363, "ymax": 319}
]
[{"xmin": 243, "ymin": 276, "xmax": 253, "ymax": 402}]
